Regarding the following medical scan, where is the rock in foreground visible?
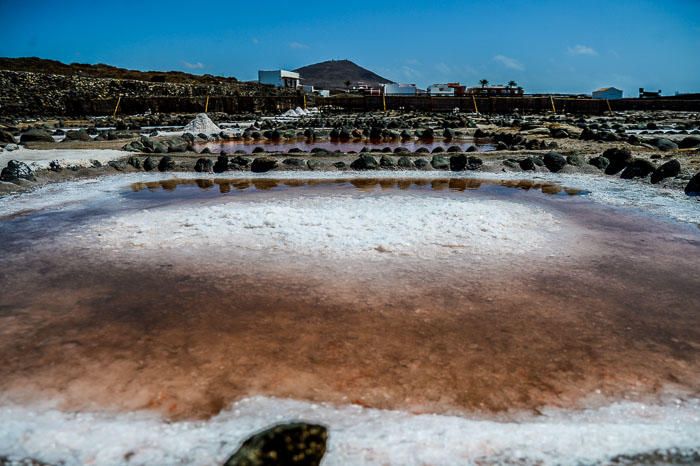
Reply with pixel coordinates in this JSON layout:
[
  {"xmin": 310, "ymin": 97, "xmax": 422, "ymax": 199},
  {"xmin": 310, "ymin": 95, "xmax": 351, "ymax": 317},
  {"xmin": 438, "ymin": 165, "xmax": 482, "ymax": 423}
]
[{"xmin": 224, "ymin": 423, "xmax": 328, "ymax": 466}]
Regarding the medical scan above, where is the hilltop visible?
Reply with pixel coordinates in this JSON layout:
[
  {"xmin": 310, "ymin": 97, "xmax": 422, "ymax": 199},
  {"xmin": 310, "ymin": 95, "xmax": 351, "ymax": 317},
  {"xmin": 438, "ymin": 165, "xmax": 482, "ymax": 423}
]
[
  {"xmin": 295, "ymin": 59, "xmax": 393, "ymax": 90},
  {"xmin": 0, "ymin": 57, "xmax": 241, "ymax": 85}
]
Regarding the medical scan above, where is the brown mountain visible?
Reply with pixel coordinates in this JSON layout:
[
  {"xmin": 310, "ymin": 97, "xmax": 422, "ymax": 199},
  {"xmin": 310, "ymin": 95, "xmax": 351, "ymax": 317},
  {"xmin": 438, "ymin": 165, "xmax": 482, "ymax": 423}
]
[
  {"xmin": 0, "ymin": 56, "xmax": 240, "ymax": 85},
  {"xmin": 294, "ymin": 59, "xmax": 393, "ymax": 90}
]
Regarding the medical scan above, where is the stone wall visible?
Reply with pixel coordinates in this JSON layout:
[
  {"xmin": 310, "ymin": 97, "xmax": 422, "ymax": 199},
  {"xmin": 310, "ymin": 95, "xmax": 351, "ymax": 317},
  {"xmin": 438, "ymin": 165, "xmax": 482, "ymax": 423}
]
[{"xmin": 0, "ymin": 70, "xmax": 284, "ymax": 117}]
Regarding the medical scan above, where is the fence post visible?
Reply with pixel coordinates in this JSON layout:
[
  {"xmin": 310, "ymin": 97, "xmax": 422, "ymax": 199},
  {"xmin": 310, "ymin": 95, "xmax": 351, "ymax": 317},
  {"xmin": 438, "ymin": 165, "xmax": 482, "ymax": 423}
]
[
  {"xmin": 112, "ymin": 95, "xmax": 121, "ymax": 118},
  {"xmin": 550, "ymin": 96, "xmax": 556, "ymax": 113},
  {"xmin": 472, "ymin": 95, "xmax": 479, "ymax": 113}
]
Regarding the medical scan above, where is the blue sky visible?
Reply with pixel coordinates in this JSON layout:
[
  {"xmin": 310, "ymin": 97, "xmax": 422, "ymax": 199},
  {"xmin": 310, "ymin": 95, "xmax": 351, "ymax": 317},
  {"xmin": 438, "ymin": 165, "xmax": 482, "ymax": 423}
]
[{"xmin": 1, "ymin": 0, "xmax": 699, "ymax": 94}]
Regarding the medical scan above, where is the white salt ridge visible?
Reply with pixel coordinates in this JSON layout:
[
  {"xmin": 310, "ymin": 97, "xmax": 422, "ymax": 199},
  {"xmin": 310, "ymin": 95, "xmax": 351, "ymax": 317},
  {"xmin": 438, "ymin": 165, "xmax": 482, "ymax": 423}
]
[
  {"xmin": 86, "ymin": 194, "xmax": 565, "ymax": 262},
  {"xmin": 182, "ymin": 113, "xmax": 221, "ymax": 135},
  {"xmin": 0, "ymin": 148, "xmax": 129, "ymax": 171},
  {"xmin": 1, "ymin": 396, "xmax": 698, "ymax": 466}
]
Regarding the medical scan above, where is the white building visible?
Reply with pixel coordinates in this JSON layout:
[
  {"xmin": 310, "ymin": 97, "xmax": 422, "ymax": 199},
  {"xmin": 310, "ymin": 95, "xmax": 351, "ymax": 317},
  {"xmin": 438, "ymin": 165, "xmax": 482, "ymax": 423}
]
[
  {"xmin": 258, "ymin": 70, "xmax": 301, "ymax": 88},
  {"xmin": 592, "ymin": 87, "xmax": 623, "ymax": 100},
  {"xmin": 383, "ymin": 83, "xmax": 417, "ymax": 95},
  {"xmin": 302, "ymin": 84, "xmax": 329, "ymax": 97},
  {"xmin": 427, "ymin": 84, "xmax": 455, "ymax": 96}
]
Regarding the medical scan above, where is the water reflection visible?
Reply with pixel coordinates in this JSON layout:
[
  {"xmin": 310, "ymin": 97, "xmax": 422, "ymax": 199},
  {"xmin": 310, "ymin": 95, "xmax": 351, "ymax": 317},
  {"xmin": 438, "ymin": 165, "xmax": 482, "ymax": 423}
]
[
  {"xmin": 192, "ymin": 139, "xmax": 495, "ymax": 155},
  {"xmin": 130, "ymin": 178, "xmax": 588, "ymax": 196}
]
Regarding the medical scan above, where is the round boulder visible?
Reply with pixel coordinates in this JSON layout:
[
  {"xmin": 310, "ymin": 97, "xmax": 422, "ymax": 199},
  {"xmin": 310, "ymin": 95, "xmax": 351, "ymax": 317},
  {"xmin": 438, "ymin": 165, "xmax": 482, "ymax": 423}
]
[
  {"xmin": 620, "ymin": 158, "xmax": 656, "ymax": 179},
  {"xmin": 250, "ymin": 157, "xmax": 278, "ymax": 173},
  {"xmin": 543, "ymin": 152, "xmax": 567, "ymax": 172},
  {"xmin": 650, "ymin": 159, "xmax": 681, "ymax": 184},
  {"xmin": 350, "ymin": 154, "xmax": 378, "ymax": 170},
  {"xmin": 20, "ymin": 128, "xmax": 54, "ymax": 143}
]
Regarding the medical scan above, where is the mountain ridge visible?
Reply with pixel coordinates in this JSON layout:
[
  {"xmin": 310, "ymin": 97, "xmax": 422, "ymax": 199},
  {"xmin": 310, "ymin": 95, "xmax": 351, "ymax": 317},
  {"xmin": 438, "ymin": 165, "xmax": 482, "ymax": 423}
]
[{"xmin": 294, "ymin": 59, "xmax": 393, "ymax": 90}]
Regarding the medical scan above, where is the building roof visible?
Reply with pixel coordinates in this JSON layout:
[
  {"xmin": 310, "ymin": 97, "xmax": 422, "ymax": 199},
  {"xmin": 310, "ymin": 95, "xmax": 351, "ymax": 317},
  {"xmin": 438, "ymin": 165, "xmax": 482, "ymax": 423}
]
[{"xmin": 594, "ymin": 87, "xmax": 621, "ymax": 92}]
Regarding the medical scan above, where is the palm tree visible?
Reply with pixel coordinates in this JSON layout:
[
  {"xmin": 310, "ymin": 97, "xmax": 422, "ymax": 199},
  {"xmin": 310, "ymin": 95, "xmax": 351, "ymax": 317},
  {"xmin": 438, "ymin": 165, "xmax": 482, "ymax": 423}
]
[
  {"xmin": 479, "ymin": 79, "xmax": 489, "ymax": 88},
  {"xmin": 344, "ymin": 80, "xmax": 351, "ymax": 89},
  {"xmin": 507, "ymin": 80, "xmax": 517, "ymax": 89}
]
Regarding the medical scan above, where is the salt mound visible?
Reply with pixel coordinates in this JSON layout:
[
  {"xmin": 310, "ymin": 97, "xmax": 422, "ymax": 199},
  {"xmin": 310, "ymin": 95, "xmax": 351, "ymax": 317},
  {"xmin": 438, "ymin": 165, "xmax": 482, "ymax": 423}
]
[{"xmin": 182, "ymin": 113, "xmax": 221, "ymax": 135}]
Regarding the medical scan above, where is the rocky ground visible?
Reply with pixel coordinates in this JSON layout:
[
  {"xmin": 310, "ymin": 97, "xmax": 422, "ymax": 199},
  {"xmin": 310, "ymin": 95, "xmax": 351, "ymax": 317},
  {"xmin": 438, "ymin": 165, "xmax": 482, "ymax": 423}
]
[{"xmin": 1, "ymin": 110, "xmax": 699, "ymax": 197}]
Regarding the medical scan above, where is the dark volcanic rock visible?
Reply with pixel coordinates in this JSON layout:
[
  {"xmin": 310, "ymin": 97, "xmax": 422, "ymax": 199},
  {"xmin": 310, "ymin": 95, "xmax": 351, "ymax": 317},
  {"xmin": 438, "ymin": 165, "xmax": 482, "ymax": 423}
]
[
  {"xmin": 651, "ymin": 159, "xmax": 681, "ymax": 184},
  {"xmin": 449, "ymin": 154, "xmax": 468, "ymax": 171},
  {"xmin": 20, "ymin": 128, "xmax": 54, "ymax": 143},
  {"xmin": 685, "ymin": 172, "xmax": 700, "ymax": 196},
  {"xmin": 283, "ymin": 158, "xmax": 307, "ymax": 167},
  {"xmin": 603, "ymin": 147, "xmax": 633, "ymax": 175},
  {"xmin": 519, "ymin": 157, "xmax": 537, "ymax": 171},
  {"xmin": 230, "ymin": 155, "xmax": 250, "ymax": 168},
  {"xmin": 550, "ymin": 128, "xmax": 569, "ymax": 139},
  {"xmin": 127, "ymin": 156, "xmax": 141, "ymax": 169},
  {"xmin": 678, "ymin": 136, "xmax": 700, "ymax": 149},
  {"xmin": 380, "ymin": 154, "xmax": 396, "ymax": 168},
  {"xmin": 251, "ymin": 157, "xmax": 278, "ymax": 173},
  {"xmin": 0, "ymin": 129, "xmax": 15, "ymax": 143},
  {"xmin": 350, "ymin": 154, "xmax": 378, "ymax": 170},
  {"xmin": 414, "ymin": 158, "xmax": 430, "ymax": 169},
  {"xmin": 195, "ymin": 157, "xmax": 214, "ymax": 173},
  {"xmin": 108, "ymin": 160, "xmax": 127, "ymax": 171},
  {"xmin": 64, "ymin": 129, "xmax": 91, "ymax": 141},
  {"xmin": 566, "ymin": 154, "xmax": 586, "ymax": 167},
  {"xmin": 543, "ymin": 152, "xmax": 567, "ymax": 172},
  {"xmin": 620, "ymin": 158, "xmax": 655, "ymax": 179},
  {"xmin": 0, "ymin": 160, "xmax": 35, "ymax": 181},
  {"xmin": 430, "ymin": 155, "xmax": 449, "ymax": 170},
  {"xmin": 143, "ymin": 156, "xmax": 157, "ymax": 171},
  {"xmin": 397, "ymin": 156, "xmax": 415, "ymax": 169},
  {"xmin": 588, "ymin": 156, "xmax": 610, "ymax": 170},
  {"xmin": 466, "ymin": 156, "xmax": 483, "ymax": 170},
  {"xmin": 223, "ymin": 423, "xmax": 328, "ymax": 466},
  {"xmin": 158, "ymin": 156, "xmax": 175, "ymax": 172},
  {"xmin": 213, "ymin": 155, "xmax": 229, "ymax": 173},
  {"xmin": 648, "ymin": 137, "xmax": 678, "ymax": 152}
]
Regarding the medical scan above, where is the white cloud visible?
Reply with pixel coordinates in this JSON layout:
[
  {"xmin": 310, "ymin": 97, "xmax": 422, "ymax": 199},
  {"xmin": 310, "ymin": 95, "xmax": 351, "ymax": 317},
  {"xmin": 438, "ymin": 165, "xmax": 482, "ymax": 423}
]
[
  {"xmin": 568, "ymin": 45, "xmax": 598, "ymax": 56},
  {"xmin": 289, "ymin": 42, "xmax": 309, "ymax": 49},
  {"xmin": 182, "ymin": 61, "xmax": 204, "ymax": 70},
  {"xmin": 493, "ymin": 55, "xmax": 524, "ymax": 71}
]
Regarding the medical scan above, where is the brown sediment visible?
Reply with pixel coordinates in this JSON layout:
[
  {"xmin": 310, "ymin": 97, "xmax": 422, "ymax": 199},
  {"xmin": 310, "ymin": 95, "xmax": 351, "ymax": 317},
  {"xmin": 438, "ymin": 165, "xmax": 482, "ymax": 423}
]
[{"xmin": 0, "ymin": 184, "xmax": 699, "ymax": 422}]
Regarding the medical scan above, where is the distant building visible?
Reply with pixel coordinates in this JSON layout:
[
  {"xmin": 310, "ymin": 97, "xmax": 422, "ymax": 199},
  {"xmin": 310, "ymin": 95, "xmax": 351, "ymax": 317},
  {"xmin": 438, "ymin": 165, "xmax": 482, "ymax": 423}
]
[
  {"xmin": 258, "ymin": 69, "xmax": 301, "ymax": 88},
  {"xmin": 351, "ymin": 82, "xmax": 382, "ymax": 96},
  {"xmin": 447, "ymin": 82, "xmax": 467, "ymax": 96},
  {"xmin": 302, "ymin": 84, "xmax": 330, "ymax": 97},
  {"xmin": 592, "ymin": 87, "xmax": 623, "ymax": 100},
  {"xmin": 427, "ymin": 84, "xmax": 455, "ymax": 96},
  {"xmin": 466, "ymin": 85, "xmax": 524, "ymax": 97},
  {"xmin": 383, "ymin": 83, "xmax": 417, "ymax": 95},
  {"xmin": 639, "ymin": 88, "xmax": 662, "ymax": 98}
]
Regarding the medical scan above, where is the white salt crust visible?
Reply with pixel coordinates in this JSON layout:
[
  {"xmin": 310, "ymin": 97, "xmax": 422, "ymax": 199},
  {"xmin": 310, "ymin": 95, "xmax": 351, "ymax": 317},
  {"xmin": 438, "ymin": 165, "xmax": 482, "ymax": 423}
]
[
  {"xmin": 83, "ymin": 193, "xmax": 566, "ymax": 263},
  {"xmin": 1, "ymin": 396, "xmax": 698, "ymax": 466}
]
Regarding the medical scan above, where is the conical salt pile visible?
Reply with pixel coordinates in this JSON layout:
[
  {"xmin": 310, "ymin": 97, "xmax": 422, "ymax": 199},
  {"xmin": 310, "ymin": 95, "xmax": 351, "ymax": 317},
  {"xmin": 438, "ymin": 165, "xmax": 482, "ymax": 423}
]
[{"xmin": 183, "ymin": 113, "xmax": 221, "ymax": 134}]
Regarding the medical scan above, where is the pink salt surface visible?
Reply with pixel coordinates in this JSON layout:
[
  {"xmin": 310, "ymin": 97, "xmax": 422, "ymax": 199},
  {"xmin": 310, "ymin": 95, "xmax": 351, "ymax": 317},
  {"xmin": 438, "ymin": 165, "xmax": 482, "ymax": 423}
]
[{"xmin": 0, "ymin": 180, "xmax": 698, "ymax": 424}]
